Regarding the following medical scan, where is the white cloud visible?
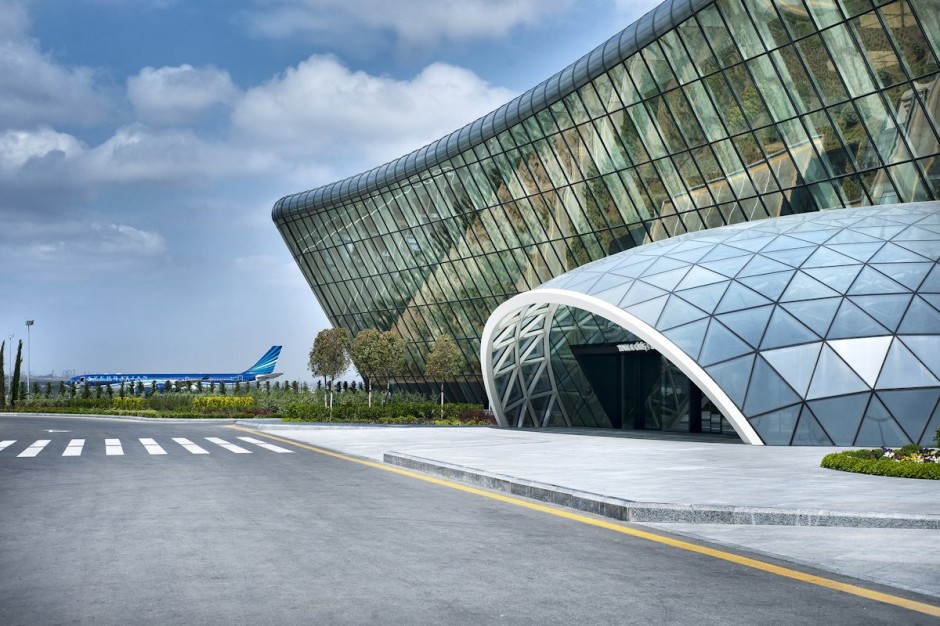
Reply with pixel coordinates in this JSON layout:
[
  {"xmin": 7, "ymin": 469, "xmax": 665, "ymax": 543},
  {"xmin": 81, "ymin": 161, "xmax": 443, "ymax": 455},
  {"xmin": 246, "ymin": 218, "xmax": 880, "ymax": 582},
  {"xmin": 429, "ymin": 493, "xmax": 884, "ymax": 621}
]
[
  {"xmin": 232, "ymin": 55, "xmax": 515, "ymax": 164},
  {"xmin": 245, "ymin": 0, "xmax": 572, "ymax": 48},
  {"xmin": 0, "ymin": 127, "xmax": 85, "ymax": 171},
  {"xmin": 128, "ymin": 64, "xmax": 239, "ymax": 124},
  {"xmin": 0, "ymin": 18, "xmax": 110, "ymax": 129}
]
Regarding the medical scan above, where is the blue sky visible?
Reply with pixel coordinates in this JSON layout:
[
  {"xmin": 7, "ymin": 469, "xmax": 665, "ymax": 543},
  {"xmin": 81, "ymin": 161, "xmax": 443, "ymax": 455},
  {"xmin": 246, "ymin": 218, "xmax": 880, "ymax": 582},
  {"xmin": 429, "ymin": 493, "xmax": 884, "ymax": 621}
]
[{"xmin": 0, "ymin": 0, "xmax": 659, "ymax": 382}]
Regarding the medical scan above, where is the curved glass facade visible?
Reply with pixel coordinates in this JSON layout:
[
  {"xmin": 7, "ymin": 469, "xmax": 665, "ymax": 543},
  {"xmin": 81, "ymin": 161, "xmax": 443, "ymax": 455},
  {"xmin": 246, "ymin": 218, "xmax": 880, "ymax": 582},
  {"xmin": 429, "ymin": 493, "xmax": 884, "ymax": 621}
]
[
  {"xmin": 274, "ymin": 0, "xmax": 940, "ymax": 404},
  {"xmin": 481, "ymin": 203, "xmax": 940, "ymax": 446}
]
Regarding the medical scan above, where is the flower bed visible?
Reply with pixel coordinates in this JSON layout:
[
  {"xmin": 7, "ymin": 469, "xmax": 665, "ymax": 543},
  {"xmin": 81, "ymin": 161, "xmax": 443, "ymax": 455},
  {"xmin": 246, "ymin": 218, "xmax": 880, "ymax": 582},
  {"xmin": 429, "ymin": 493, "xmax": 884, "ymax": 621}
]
[{"xmin": 821, "ymin": 443, "xmax": 940, "ymax": 480}]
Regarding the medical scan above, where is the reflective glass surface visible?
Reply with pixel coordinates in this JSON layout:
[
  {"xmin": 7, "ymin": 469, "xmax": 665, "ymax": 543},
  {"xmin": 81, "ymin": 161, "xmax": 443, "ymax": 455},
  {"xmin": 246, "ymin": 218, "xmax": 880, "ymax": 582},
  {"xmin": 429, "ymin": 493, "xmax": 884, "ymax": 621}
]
[{"xmin": 274, "ymin": 0, "xmax": 940, "ymax": 410}]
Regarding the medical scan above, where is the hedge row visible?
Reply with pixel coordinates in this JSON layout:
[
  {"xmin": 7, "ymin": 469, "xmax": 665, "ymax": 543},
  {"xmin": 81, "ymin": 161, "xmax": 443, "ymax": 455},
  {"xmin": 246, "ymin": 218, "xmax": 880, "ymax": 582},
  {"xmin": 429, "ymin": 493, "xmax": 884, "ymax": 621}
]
[
  {"xmin": 820, "ymin": 450, "xmax": 940, "ymax": 480},
  {"xmin": 282, "ymin": 401, "xmax": 493, "ymax": 424}
]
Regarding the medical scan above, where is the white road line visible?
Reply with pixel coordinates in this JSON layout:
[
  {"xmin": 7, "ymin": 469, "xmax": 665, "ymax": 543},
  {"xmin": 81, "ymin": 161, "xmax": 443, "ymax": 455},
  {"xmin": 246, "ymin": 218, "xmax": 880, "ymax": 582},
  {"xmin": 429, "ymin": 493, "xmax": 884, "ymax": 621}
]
[
  {"xmin": 204, "ymin": 437, "xmax": 251, "ymax": 454},
  {"xmin": 139, "ymin": 438, "xmax": 167, "ymax": 455},
  {"xmin": 0, "ymin": 440, "xmax": 15, "ymax": 452},
  {"xmin": 172, "ymin": 438, "xmax": 209, "ymax": 454},
  {"xmin": 105, "ymin": 438, "xmax": 124, "ymax": 456},
  {"xmin": 63, "ymin": 439, "xmax": 85, "ymax": 457},
  {"xmin": 18, "ymin": 440, "xmax": 51, "ymax": 458},
  {"xmin": 237, "ymin": 436, "xmax": 294, "ymax": 454}
]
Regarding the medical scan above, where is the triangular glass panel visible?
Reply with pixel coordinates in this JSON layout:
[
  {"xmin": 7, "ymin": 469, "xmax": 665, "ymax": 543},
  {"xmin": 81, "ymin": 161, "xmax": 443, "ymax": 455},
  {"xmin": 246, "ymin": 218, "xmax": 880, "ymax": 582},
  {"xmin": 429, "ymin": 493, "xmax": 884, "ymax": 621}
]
[
  {"xmin": 919, "ymin": 264, "xmax": 940, "ymax": 292},
  {"xmin": 892, "ymin": 239, "xmax": 937, "ymax": 260},
  {"xmin": 868, "ymin": 241, "xmax": 932, "ymax": 264},
  {"xmin": 920, "ymin": 404, "xmax": 940, "ymax": 446},
  {"xmin": 749, "ymin": 404, "xmax": 801, "ymax": 445},
  {"xmin": 626, "ymin": 295, "xmax": 669, "ymax": 327},
  {"xmin": 698, "ymin": 244, "xmax": 752, "ymax": 263},
  {"xmin": 760, "ymin": 235, "xmax": 816, "ymax": 253},
  {"xmin": 780, "ymin": 271, "xmax": 842, "ymax": 302},
  {"xmin": 877, "ymin": 388, "xmax": 940, "ymax": 444},
  {"xmin": 715, "ymin": 281, "xmax": 774, "ymax": 313},
  {"xmin": 899, "ymin": 335, "xmax": 940, "ymax": 380},
  {"xmin": 563, "ymin": 273, "xmax": 604, "ymax": 293},
  {"xmin": 847, "ymin": 265, "xmax": 910, "ymax": 295},
  {"xmin": 737, "ymin": 255, "xmax": 792, "ymax": 278},
  {"xmin": 639, "ymin": 256, "xmax": 691, "ymax": 278},
  {"xmin": 802, "ymin": 265, "xmax": 863, "ymax": 294},
  {"xmin": 620, "ymin": 281, "xmax": 668, "ymax": 307},
  {"xmin": 855, "ymin": 396, "xmax": 910, "ymax": 446},
  {"xmin": 705, "ymin": 353, "xmax": 756, "ymax": 410},
  {"xmin": 825, "ymin": 242, "xmax": 884, "ymax": 263},
  {"xmin": 656, "ymin": 295, "xmax": 708, "ymax": 330},
  {"xmin": 700, "ymin": 254, "xmax": 752, "ymax": 278},
  {"xmin": 894, "ymin": 225, "xmax": 938, "ymax": 241},
  {"xmin": 801, "ymin": 246, "xmax": 859, "ymax": 268},
  {"xmin": 675, "ymin": 266, "xmax": 730, "ymax": 290},
  {"xmin": 698, "ymin": 320, "xmax": 753, "ymax": 366},
  {"xmin": 897, "ymin": 296, "xmax": 940, "ymax": 334},
  {"xmin": 808, "ymin": 393, "xmax": 869, "ymax": 445},
  {"xmin": 585, "ymin": 271, "xmax": 633, "ymax": 295},
  {"xmin": 827, "ymin": 336, "xmax": 892, "ymax": 387},
  {"xmin": 761, "ymin": 246, "xmax": 816, "ymax": 267},
  {"xmin": 846, "ymin": 294, "xmax": 911, "ymax": 332},
  {"xmin": 638, "ymin": 266, "xmax": 691, "ymax": 291},
  {"xmin": 787, "ymin": 227, "xmax": 839, "ymax": 245},
  {"xmin": 806, "ymin": 345, "xmax": 870, "ymax": 399},
  {"xmin": 737, "ymin": 271, "xmax": 795, "ymax": 301},
  {"xmin": 715, "ymin": 305, "xmax": 774, "ymax": 348},
  {"xmin": 761, "ymin": 307, "xmax": 820, "ymax": 349},
  {"xmin": 827, "ymin": 299, "xmax": 889, "ymax": 339},
  {"xmin": 662, "ymin": 318, "xmax": 709, "ymax": 361},
  {"xmin": 791, "ymin": 406, "xmax": 834, "ymax": 445},
  {"xmin": 676, "ymin": 281, "xmax": 729, "ymax": 314},
  {"xmin": 592, "ymin": 281, "xmax": 636, "ymax": 306},
  {"xmin": 853, "ymin": 225, "xmax": 907, "ymax": 240},
  {"xmin": 826, "ymin": 229, "xmax": 881, "ymax": 245},
  {"xmin": 875, "ymin": 338, "xmax": 939, "ymax": 389},
  {"xmin": 761, "ymin": 342, "xmax": 823, "ymax": 396},
  {"xmin": 870, "ymin": 262, "xmax": 933, "ymax": 291},
  {"xmin": 610, "ymin": 257, "xmax": 656, "ymax": 279},
  {"xmin": 724, "ymin": 234, "xmax": 776, "ymax": 252},
  {"xmin": 667, "ymin": 245, "xmax": 715, "ymax": 264},
  {"xmin": 779, "ymin": 298, "xmax": 841, "ymax": 337},
  {"xmin": 743, "ymin": 357, "xmax": 801, "ymax": 416}
]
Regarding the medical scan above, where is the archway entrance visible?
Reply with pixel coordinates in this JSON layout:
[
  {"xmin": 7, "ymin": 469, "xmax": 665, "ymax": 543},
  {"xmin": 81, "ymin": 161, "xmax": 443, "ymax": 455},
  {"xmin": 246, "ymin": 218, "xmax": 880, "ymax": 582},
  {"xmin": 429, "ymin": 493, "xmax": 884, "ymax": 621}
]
[{"xmin": 572, "ymin": 342, "xmax": 733, "ymax": 435}]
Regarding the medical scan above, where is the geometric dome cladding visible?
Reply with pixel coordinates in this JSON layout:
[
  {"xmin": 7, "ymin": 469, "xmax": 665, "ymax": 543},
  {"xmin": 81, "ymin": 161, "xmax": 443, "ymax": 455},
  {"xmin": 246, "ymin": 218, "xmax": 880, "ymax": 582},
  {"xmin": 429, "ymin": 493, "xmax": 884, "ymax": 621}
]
[{"xmin": 482, "ymin": 203, "xmax": 940, "ymax": 446}]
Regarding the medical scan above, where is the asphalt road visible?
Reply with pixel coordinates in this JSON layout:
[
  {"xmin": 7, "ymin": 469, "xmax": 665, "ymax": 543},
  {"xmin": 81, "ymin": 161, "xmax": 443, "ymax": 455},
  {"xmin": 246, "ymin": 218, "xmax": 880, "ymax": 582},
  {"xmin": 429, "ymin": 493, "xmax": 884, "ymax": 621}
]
[{"xmin": 0, "ymin": 415, "xmax": 934, "ymax": 625}]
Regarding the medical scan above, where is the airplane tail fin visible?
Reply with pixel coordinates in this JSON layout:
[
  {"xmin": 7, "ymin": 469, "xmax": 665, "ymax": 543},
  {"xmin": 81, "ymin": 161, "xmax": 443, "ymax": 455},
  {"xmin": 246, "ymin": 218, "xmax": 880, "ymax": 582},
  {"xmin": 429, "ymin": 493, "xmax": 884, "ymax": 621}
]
[{"xmin": 244, "ymin": 346, "xmax": 281, "ymax": 375}]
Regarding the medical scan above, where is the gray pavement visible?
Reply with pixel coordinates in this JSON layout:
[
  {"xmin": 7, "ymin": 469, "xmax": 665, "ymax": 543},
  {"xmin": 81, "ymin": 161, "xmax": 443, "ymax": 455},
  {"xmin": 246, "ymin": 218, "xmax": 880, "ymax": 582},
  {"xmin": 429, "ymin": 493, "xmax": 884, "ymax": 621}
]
[{"xmin": 243, "ymin": 423, "xmax": 940, "ymax": 600}]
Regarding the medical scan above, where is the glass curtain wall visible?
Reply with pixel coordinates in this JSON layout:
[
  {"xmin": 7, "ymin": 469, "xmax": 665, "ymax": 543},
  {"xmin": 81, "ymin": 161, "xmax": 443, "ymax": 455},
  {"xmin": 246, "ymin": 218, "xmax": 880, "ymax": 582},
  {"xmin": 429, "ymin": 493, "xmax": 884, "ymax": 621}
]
[{"xmin": 275, "ymin": 0, "xmax": 940, "ymax": 403}]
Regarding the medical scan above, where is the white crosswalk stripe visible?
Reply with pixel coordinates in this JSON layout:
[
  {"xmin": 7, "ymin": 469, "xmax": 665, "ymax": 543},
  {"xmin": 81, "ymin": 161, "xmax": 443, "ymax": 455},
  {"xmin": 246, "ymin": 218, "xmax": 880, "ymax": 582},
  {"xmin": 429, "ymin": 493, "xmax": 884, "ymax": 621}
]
[
  {"xmin": 172, "ymin": 438, "xmax": 209, "ymax": 454},
  {"xmin": 105, "ymin": 438, "xmax": 124, "ymax": 456},
  {"xmin": 237, "ymin": 436, "xmax": 294, "ymax": 453},
  {"xmin": 139, "ymin": 438, "xmax": 167, "ymax": 455},
  {"xmin": 63, "ymin": 439, "xmax": 85, "ymax": 457},
  {"xmin": 205, "ymin": 437, "xmax": 251, "ymax": 453},
  {"xmin": 18, "ymin": 440, "xmax": 50, "ymax": 457},
  {"xmin": 0, "ymin": 440, "xmax": 15, "ymax": 452}
]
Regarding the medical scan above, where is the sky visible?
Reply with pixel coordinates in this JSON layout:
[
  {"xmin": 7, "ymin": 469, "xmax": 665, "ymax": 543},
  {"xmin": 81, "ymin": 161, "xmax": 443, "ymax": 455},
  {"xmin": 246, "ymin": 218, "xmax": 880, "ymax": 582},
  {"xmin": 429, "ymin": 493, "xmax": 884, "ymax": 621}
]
[{"xmin": 0, "ymin": 0, "xmax": 660, "ymax": 382}]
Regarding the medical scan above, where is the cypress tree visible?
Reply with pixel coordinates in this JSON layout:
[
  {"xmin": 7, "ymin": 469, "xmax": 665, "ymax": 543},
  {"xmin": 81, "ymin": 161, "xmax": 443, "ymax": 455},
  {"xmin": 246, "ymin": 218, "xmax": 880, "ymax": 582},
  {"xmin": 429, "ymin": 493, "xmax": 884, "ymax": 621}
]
[
  {"xmin": 10, "ymin": 340, "xmax": 23, "ymax": 407},
  {"xmin": 0, "ymin": 340, "xmax": 5, "ymax": 407}
]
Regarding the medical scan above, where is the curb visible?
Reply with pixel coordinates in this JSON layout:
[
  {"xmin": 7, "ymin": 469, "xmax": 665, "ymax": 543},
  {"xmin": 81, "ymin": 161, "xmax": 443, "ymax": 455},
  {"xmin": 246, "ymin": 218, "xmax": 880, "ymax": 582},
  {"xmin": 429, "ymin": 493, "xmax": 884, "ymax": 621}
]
[{"xmin": 384, "ymin": 452, "xmax": 940, "ymax": 530}]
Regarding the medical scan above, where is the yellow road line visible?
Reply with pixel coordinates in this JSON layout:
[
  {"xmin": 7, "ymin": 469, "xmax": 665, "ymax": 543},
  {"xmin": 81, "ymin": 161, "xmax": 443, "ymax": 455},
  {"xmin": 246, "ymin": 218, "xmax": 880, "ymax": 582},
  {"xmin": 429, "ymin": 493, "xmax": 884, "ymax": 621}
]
[{"xmin": 228, "ymin": 425, "xmax": 940, "ymax": 618}]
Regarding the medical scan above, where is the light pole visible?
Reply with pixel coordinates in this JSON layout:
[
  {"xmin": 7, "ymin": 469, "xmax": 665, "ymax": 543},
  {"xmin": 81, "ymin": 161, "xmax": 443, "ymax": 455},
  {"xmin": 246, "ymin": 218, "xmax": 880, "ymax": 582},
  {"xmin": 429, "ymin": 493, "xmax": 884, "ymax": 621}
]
[
  {"xmin": 25, "ymin": 321, "xmax": 33, "ymax": 398},
  {"xmin": 7, "ymin": 334, "xmax": 12, "ymax": 394}
]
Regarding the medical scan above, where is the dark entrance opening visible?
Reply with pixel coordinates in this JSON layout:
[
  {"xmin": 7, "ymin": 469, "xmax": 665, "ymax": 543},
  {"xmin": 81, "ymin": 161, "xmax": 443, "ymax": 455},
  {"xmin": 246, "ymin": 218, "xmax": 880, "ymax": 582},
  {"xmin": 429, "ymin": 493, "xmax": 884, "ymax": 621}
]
[{"xmin": 572, "ymin": 343, "xmax": 731, "ymax": 434}]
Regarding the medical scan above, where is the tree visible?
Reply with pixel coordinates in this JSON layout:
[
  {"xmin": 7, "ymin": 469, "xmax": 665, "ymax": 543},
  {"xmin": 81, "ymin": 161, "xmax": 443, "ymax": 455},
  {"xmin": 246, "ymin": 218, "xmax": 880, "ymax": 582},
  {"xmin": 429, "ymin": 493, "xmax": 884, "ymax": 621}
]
[
  {"xmin": 0, "ymin": 340, "xmax": 5, "ymax": 407},
  {"xmin": 350, "ymin": 329, "xmax": 405, "ymax": 407},
  {"xmin": 425, "ymin": 334, "xmax": 463, "ymax": 418},
  {"xmin": 309, "ymin": 327, "xmax": 351, "ymax": 412},
  {"xmin": 10, "ymin": 340, "xmax": 23, "ymax": 407}
]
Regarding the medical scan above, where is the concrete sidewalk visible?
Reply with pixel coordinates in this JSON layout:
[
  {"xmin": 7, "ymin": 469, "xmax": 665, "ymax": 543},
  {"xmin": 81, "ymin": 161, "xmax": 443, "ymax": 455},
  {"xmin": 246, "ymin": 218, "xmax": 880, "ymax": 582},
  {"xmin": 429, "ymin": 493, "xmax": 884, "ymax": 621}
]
[{"xmin": 240, "ymin": 422, "xmax": 940, "ymax": 600}]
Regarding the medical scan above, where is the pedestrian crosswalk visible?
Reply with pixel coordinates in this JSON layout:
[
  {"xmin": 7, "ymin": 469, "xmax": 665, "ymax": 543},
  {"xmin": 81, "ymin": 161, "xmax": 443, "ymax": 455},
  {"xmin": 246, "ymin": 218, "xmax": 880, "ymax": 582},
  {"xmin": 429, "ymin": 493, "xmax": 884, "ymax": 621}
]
[{"xmin": 0, "ymin": 435, "xmax": 294, "ymax": 458}]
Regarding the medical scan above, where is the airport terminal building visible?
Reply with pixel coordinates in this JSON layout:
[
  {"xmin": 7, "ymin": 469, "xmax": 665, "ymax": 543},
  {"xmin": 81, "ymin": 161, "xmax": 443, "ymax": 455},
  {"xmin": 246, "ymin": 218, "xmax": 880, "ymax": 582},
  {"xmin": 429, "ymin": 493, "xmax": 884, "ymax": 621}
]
[{"xmin": 273, "ymin": 0, "xmax": 940, "ymax": 445}]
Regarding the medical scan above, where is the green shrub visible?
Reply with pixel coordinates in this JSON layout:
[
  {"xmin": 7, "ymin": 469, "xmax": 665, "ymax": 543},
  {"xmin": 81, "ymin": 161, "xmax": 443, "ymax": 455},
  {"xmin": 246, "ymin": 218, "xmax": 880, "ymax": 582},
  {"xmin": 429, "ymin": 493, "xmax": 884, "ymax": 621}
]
[
  {"xmin": 936, "ymin": 427, "xmax": 940, "ymax": 448},
  {"xmin": 821, "ymin": 451, "xmax": 940, "ymax": 480},
  {"xmin": 281, "ymin": 401, "xmax": 490, "ymax": 425}
]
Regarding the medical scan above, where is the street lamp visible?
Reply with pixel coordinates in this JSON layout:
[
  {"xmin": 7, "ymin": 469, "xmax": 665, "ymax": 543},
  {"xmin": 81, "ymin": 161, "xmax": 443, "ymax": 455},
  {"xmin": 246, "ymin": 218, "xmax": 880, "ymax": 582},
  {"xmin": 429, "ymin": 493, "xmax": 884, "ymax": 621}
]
[{"xmin": 25, "ymin": 321, "xmax": 33, "ymax": 398}]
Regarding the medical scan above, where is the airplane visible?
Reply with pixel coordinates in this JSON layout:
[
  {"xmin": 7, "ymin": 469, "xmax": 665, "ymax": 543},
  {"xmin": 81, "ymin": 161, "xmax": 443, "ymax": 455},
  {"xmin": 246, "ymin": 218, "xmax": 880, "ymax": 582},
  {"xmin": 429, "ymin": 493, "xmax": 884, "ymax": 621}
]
[{"xmin": 66, "ymin": 346, "xmax": 283, "ymax": 389}]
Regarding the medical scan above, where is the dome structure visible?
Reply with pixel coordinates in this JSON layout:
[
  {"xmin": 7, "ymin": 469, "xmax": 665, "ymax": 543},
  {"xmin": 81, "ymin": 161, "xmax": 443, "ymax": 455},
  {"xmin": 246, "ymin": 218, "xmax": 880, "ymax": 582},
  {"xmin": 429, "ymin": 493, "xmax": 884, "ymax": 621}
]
[{"xmin": 481, "ymin": 203, "xmax": 940, "ymax": 445}]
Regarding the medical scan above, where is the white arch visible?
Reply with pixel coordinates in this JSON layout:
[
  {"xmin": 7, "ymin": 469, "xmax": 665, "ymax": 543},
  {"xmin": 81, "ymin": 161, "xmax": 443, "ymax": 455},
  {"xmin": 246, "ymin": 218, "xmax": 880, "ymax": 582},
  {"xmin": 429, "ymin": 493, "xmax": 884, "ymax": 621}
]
[{"xmin": 481, "ymin": 287, "xmax": 764, "ymax": 445}]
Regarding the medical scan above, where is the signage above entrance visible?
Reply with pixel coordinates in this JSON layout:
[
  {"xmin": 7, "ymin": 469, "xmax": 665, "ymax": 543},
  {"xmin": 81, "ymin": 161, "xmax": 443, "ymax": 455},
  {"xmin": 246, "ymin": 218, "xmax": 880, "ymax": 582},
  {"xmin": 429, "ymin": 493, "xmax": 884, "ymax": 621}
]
[{"xmin": 617, "ymin": 342, "xmax": 652, "ymax": 353}]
